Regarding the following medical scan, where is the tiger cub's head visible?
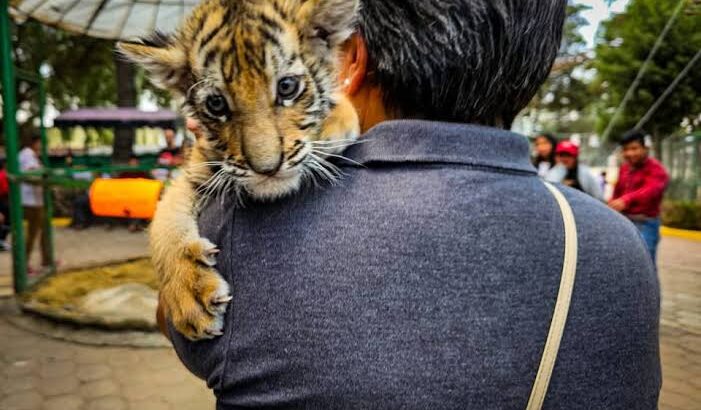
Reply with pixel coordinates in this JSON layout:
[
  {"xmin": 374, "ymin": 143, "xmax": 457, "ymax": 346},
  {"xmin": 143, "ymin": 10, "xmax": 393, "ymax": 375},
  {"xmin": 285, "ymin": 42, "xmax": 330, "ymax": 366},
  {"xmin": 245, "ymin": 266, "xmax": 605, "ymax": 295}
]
[{"xmin": 118, "ymin": 0, "xmax": 359, "ymax": 200}]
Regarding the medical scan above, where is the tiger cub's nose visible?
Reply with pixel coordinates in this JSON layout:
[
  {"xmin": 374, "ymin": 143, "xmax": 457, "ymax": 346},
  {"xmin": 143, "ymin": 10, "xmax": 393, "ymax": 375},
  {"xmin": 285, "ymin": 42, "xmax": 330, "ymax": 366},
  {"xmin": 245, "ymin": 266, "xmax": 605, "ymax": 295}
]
[{"xmin": 247, "ymin": 155, "xmax": 283, "ymax": 176}]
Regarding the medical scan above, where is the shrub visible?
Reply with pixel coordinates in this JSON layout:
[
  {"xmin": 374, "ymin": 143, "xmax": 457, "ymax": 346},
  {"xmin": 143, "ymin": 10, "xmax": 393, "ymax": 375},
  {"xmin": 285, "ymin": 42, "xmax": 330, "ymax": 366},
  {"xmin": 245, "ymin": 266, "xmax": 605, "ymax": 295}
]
[{"xmin": 662, "ymin": 201, "xmax": 701, "ymax": 231}]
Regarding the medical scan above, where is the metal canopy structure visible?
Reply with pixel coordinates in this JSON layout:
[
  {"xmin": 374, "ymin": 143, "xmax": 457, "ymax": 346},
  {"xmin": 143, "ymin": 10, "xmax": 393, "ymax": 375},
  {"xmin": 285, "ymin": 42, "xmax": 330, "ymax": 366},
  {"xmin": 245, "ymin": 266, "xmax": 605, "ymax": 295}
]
[
  {"xmin": 11, "ymin": 0, "xmax": 198, "ymax": 41},
  {"xmin": 54, "ymin": 107, "xmax": 179, "ymax": 128}
]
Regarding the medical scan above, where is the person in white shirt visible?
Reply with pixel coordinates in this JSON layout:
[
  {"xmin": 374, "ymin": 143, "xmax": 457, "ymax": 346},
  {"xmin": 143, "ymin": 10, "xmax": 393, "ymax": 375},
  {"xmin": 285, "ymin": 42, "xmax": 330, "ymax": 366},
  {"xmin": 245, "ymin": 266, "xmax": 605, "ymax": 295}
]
[
  {"xmin": 545, "ymin": 141, "xmax": 605, "ymax": 201},
  {"xmin": 19, "ymin": 136, "xmax": 50, "ymax": 274}
]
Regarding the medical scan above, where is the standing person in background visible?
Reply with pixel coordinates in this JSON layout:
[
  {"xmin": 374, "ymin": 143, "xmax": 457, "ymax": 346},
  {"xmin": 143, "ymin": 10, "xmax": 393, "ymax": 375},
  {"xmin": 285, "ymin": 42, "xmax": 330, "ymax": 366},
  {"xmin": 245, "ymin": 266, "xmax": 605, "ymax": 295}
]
[
  {"xmin": 532, "ymin": 133, "xmax": 558, "ymax": 177},
  {"xmin": 154, "ymin": 127, "xmax": 184, "ymax": 181},
  {"xmin": 68, "ymin": 155, "xmax": 96, "ymax": 231},
  {"xmin": 609, "ymin": 130, "xmax": 669, "ymax": 263},
  {"xmin": 599, "ymin": 171, "xmax": 608, "ymax": 198},
  {"xmin": 119, "ymin": 155, "xmax": 151, "ymax": 232},
  {"xmin": 19, "ymin": 135, "xmax": 50, "ymax": 275},
  {"xmin": 0, "ymin": 158, "xmax": 10, "ymax": 251},
  {"xmin": 157, "ymin": 127, "xmax": 184, "ymax": 167},
  {"xmin": 546, "ymin": 141, "xmax": 604, "ymax": 201}
]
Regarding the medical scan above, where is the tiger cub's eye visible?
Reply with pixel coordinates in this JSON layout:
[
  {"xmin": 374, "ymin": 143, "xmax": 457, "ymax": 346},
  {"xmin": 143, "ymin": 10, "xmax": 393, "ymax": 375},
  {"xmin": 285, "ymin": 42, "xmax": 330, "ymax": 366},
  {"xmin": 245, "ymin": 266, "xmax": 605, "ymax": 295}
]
[
  {"xmin": 277, "ymin": 76, "xmax": 302, "ymax": 103},
  {"xmin": 205, "ymin": 95, "xmax": 229, "ymax": 117}
]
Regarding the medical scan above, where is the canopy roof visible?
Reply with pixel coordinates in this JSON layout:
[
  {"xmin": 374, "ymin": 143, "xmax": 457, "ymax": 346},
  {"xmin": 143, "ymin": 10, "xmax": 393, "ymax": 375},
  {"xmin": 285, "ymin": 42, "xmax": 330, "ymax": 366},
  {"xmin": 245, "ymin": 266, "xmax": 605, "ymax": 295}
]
[
  {"xmin": 53, "ymin": 107, "xmax": 179, "ymax": 128},
  {"xmin": 12, "ymin": 0, "xmax": 199, "ymax": 41}
]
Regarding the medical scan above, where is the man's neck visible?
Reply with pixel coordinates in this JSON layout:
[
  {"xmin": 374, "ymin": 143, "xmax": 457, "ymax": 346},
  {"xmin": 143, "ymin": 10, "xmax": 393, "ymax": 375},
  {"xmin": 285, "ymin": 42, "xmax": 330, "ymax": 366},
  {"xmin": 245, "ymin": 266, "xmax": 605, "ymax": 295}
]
[
  {"xmin": 350, "ymin": 85, "xmax": 393, "ymax": 134},
  {"xmin": 631, "ymin": 156, "xmax": 649, "ymax": 169}
]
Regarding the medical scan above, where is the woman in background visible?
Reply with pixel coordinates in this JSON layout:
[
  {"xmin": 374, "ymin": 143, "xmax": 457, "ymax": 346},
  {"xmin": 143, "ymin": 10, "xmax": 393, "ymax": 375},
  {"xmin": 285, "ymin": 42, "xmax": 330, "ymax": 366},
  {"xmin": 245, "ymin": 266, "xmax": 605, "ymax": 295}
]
[
  {"xmin": 546, "ymin": 141, "xmax": 604, "ymax": 201},
  {"xmin": 532, "ymin": 133, "xmax": 558, "ymax": 177}
]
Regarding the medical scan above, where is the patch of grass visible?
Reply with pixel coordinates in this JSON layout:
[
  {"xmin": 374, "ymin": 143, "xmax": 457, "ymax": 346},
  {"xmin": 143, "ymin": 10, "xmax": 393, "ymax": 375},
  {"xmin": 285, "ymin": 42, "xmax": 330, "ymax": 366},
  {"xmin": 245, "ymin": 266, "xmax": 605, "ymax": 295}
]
[{"xmin": 23, "ymin": 259, "xmax": 157, "ymax": 309}]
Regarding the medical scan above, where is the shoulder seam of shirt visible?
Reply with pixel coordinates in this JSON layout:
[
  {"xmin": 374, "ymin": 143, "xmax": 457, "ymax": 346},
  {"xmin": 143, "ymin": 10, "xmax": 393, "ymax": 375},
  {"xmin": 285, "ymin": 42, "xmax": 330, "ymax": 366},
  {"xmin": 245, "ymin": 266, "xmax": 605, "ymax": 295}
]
[{"xmin": 339, "ymin": 158, "xmax": 537, "ymax": 176}]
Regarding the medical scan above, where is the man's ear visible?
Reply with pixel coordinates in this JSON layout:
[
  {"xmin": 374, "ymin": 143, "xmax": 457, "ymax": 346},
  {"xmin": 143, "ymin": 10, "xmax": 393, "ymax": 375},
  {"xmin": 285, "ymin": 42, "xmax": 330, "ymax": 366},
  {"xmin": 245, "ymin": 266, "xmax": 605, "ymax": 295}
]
[
  {"xmin": 117, "ymin": 32, "xmax": 189, "ymax": 95},
  {"xmin": 297, "ymin": 0, "xmax": 360, "ymax": 48},
  {"xmin": 339, "ymin": 33, "xmax": 368, "ymax": 96}
]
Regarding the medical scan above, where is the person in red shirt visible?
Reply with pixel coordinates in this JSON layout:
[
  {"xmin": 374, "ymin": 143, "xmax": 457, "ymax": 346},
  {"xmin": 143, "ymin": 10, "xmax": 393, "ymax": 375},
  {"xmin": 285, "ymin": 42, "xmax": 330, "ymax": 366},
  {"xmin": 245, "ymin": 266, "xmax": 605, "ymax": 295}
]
[
  {"xmin": 0, "ymin": 158, "xmax": 10, "ymax": 250},
  {"xmin": 609, "ymin": 130, "xmax": 669, "ymax": 263}
]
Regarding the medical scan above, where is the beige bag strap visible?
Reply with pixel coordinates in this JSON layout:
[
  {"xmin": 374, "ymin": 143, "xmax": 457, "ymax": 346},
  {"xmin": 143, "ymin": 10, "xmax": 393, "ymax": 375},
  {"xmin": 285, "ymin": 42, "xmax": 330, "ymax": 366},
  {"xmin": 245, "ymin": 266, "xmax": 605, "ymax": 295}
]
[{"xmin": 526, "ymin": 182, "xmax": 579, "ymax": 410}]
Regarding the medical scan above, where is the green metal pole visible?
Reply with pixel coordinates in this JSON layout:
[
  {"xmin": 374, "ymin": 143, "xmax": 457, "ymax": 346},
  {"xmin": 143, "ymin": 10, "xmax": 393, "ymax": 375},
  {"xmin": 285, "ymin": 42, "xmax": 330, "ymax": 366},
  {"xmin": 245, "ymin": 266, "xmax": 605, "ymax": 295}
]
[
  {"xmin": 38, "ymin": 71, "xmax": 56, "ymax": 273},
  {"xmin": 0, "ymin": 0, "xmax": 28, "ymax": 292}
]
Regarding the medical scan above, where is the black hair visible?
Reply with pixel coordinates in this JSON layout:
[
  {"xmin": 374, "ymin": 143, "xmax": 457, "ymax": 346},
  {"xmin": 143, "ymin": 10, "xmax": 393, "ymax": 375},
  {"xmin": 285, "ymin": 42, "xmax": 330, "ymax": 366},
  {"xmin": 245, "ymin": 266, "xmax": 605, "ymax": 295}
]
[
  {"xmin": 535, "ymin": 133, "xmax": 558, "ymax": 148},
  {"xmin": 24, "ymin": 134, "xmax": 41, "ymax": 148},
  {"xmin": 620, "ymin": 129, "xmax": 647, "ymax": 147},
  {"xmin": 533, "ymin": 132, "xmax": 558, "ymax": 167},
  {"xmin": 358, "ymin": 0, "xmax": 567, "ymax": 128}
]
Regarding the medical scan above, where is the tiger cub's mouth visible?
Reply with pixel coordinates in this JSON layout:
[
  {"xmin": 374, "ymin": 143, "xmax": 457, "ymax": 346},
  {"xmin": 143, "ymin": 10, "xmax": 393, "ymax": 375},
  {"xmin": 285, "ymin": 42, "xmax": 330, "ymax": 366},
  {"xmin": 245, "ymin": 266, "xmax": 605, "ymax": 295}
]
[{"xmin": 219, "ymin": 141, "xmax": 344, "ymax": 202}]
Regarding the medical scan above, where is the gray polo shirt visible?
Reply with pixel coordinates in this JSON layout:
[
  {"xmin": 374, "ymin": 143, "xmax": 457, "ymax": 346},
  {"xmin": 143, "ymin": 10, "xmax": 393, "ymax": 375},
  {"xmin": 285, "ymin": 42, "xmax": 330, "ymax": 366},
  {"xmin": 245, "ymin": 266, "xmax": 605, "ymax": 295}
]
[{"xmin": 171, "ymin": 120, "xmax": 661, "ymax": 409}]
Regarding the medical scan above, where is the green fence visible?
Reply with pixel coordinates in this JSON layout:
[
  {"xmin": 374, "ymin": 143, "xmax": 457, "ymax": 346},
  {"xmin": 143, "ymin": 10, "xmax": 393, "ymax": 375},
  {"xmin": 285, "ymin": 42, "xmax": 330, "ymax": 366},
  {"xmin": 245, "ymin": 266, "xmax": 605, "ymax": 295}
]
[{"xmin": 662, "ymin": 132, "xmax": 701, "ymax": 201}]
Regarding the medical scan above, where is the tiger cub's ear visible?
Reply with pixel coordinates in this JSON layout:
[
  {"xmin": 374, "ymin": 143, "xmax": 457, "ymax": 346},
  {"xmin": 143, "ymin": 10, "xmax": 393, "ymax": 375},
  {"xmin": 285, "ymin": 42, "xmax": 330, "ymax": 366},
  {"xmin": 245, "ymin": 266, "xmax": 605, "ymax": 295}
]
[
  {"xmin": 297, "ymin": 0, "xmax": 360, "ymax": 48},
  {"xmin": 117, "ymin": 32, "xmax": 189, "ymax": 95}
]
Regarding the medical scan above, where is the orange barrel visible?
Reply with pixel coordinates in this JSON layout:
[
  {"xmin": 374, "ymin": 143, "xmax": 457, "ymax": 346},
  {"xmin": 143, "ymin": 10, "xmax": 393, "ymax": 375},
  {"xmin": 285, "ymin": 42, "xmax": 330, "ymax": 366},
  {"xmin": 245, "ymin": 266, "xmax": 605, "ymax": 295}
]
[{"xmin": 89, "ymin": 178, "xmax": 164, "ymax": 220}]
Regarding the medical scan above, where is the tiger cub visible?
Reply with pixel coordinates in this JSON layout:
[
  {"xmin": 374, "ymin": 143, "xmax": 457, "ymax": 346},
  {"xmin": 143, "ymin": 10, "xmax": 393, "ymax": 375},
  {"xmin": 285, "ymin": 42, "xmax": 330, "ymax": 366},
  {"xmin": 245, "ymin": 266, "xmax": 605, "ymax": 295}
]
[{"xmin": 118, "ymin": 0, "xmax": 360, "ymax": 341}]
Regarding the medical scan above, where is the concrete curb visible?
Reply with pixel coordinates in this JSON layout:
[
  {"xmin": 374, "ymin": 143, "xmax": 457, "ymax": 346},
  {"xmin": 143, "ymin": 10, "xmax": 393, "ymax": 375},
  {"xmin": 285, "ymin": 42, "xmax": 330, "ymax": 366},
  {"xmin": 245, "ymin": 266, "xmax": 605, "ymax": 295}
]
[
  {"xmin": 662, "ymin": 226, "xmax": 701, "ymax": 242},
  {"xmin": 2, "ymin": 299, "xmax": 170, "ymax": 348}
]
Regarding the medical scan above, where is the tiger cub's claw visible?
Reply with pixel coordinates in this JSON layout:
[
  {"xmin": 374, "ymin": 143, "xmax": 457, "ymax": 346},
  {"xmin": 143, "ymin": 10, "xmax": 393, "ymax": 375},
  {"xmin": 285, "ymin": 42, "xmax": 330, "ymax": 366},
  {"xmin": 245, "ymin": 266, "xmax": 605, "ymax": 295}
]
[{"xmin": 160, "ymin": 237, "xmax": 232, "ymax": 341}]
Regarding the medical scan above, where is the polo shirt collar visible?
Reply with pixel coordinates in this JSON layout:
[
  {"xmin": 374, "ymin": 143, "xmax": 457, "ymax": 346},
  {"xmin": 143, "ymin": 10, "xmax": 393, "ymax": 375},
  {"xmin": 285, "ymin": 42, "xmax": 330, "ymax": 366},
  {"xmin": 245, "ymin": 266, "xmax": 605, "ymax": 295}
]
[{"xmin": 343, "ymin": 120, "xmax": 537, "ymax": 175}]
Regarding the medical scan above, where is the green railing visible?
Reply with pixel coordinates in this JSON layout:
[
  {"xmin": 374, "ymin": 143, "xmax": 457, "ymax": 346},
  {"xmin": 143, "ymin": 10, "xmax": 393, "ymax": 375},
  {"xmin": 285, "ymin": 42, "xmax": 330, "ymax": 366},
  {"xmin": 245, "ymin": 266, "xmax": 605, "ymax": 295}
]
[
  {"xmin": 0, "ymin": 1, "xmax": 175, "ymax": 292},
  {"xmin": 1, "ymin": 0, "xmax": 30, "ymax": 291},
  {"xmin": 662, "ymin": 132, "xmax": 701, "ymax": 201}
]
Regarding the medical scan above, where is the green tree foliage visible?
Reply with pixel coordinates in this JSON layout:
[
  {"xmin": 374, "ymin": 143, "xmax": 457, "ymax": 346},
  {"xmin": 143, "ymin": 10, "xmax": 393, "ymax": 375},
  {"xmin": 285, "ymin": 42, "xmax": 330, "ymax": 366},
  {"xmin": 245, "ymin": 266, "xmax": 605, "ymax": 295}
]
[
  {"xmin": 15, "ymin": 20, "xmax": 117, "ymax": 111},
  {"xmin": 524, "ymin": 2, "xmax": 597, "ymax": 134},
  {"xmin": 0, "ymin": 20, "xmax": 115, "ymax": 143},
  {"xmin": 594, "ymin": 0, "xmax": 701, "ymax": 146},
  {"xmin": 2, "ymin": 20, "xmax": 168, "ymax": 145}
]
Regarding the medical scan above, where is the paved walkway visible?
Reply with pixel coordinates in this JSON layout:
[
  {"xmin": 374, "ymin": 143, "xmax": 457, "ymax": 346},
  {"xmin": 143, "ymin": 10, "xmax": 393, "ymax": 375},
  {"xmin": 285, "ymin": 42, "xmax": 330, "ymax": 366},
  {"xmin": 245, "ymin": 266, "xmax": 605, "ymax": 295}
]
[
  {"xmin": 657, "ymin": 237, "xmax": 701, "ymax": 409},
  {"xmin": 0, "ymin": 307, "xmax": 214, "ymax": 410},
  {"xmin": 0, "ymin": 226, "xmax": 149, "ymax": 296},
  {"xmin": 0, "ymin": 231, "xmax": 699, "ymax": 409}
]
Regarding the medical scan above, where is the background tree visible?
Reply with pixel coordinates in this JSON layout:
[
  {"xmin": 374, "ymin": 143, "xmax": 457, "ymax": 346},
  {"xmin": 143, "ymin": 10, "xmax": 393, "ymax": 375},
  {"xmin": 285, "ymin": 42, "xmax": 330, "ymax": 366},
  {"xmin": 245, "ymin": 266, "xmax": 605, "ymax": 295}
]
[
  {"xmin": 593, "ymin": 0, "xmax": 701, "ymax": 154},
  {"xmin": 522, "ymin": 2, "xmax": 597, "ymax": 134},
  {"xmin": 1, "ymin": 20, "xmax": 168, "ymax": 157},
  {"xmin": 2, "ymin": 20, "xmax": 116, "ymax": 144}
]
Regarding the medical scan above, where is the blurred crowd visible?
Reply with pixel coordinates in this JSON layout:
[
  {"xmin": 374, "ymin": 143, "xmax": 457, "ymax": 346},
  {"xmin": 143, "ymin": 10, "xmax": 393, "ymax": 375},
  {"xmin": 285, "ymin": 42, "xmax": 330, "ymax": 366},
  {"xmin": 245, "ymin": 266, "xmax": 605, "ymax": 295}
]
[{"xmin": 532, "ymin": 129, "xmax": 669, "ymax": 263}]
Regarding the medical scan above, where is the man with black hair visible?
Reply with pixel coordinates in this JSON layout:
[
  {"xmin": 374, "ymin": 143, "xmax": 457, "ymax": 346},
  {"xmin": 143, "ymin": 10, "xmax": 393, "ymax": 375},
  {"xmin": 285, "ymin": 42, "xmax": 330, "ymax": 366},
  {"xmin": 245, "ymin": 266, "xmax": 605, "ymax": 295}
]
[
  {"xmin": 166, "ymin": 1, "xmax": 661, "ymax": 408},
  {"xmin": 154, "ymin": 127, "xmax": 184, "ymax": 181},
  {"xmin": 157, "ymin": 127, "xmax": 184, "ymax": 167},
  {"xmin": 610, "ymin": 130, "xmax": 669, "ymax": 263}
]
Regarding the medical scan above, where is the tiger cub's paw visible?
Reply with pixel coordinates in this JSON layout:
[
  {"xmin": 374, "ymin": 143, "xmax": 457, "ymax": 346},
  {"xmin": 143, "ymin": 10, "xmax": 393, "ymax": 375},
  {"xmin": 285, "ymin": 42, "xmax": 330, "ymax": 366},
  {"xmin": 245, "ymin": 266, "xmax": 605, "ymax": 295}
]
[{"xmin": 161, "ymin": 238, "xmax": 232, "ymax": 341}]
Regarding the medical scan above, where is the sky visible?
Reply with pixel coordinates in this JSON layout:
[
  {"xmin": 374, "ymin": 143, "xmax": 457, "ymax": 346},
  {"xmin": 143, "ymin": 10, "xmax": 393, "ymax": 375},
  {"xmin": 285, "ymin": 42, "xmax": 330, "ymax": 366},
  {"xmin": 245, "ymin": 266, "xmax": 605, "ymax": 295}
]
[{"xmin": 575, "ymin": 0, "xmax": 631, "ymax": 49}]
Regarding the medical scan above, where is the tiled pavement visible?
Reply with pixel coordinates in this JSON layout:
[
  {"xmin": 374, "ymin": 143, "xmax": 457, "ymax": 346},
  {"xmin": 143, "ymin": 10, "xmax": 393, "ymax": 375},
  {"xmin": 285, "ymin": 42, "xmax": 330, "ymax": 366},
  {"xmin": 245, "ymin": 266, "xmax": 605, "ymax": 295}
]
[
  {"xmin": 657, "ymin": 237, "xmax": 701, "ymax": 409},
  {"xmin": 0, "ymin": 226, "xmax": 149, "ymax": 278},
  {"xmin": 0, "ymin": 230, "xmax": 699, "ymax": 409},
  {"xmin": 0, "ymin": 314, "xmax": 214, "ymax": 410}
]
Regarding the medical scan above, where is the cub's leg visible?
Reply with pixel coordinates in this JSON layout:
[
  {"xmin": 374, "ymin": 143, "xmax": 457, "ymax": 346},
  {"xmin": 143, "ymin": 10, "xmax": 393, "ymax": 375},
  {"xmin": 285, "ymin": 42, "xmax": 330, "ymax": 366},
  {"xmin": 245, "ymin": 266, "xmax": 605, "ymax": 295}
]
[{"xmin": 149, "ymin": 164, "xmax": 232, "ymax": 341}]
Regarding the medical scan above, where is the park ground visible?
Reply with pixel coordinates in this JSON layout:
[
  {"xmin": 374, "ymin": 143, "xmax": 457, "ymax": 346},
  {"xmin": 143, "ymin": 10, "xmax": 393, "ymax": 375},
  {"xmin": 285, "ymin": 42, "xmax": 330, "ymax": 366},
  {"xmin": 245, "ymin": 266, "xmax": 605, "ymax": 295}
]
[{"xmin": 0, "ymin": 227, "xmax": 699, "ymax": 409}]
